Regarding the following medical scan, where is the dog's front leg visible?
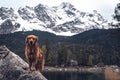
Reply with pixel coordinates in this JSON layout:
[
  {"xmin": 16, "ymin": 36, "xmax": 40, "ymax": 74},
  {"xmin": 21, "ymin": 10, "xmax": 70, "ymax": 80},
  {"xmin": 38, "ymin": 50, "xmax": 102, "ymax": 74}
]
[
  {"xmin": 35, "ymin": 56, "xmax": 43, "ymax": 72},
  {"xmin": 28, "ymin": 58, "xmax": 32, "ymax": 71}
]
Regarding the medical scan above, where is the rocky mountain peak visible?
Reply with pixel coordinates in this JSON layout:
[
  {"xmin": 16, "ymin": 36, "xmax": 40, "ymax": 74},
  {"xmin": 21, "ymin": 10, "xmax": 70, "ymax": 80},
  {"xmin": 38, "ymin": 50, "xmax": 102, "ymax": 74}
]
[
  {"xmin": 0, "ymin": 2, "xmax": 109, "ymax": 36},
  {"xmin": 0, "ymin": 7, "xmax": 17, "ymax": 20},
  {"xmin": 60, "ymin": 2, "xmax": 76, "ymax": 10},
  {"xmin": 35, "ymin": 3, "xmax": 47, "ymax": 9},
  {"xmin": 18, "ymin": 6, "xmax": 36, "ymax": 21}
]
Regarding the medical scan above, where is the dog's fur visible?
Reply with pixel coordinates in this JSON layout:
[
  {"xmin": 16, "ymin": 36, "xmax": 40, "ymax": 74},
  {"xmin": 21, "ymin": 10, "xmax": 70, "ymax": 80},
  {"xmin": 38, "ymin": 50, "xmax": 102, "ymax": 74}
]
[{"xmin": 25, "ymin": 35, "xmax": 44, "ymax": 72}]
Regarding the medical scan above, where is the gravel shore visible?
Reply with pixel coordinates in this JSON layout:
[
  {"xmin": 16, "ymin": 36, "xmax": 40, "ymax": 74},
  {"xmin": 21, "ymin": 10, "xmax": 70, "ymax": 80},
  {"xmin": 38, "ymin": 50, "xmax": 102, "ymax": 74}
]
[{"xmin": 43, "ymin": 66, "xmax": 104, "ymax": 73}]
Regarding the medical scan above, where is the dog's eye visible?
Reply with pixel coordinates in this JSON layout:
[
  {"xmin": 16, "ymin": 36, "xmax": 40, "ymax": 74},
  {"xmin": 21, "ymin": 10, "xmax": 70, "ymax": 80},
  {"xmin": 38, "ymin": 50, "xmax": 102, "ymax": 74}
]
[
  {"xmin": 33, "ymin": 38, "xmax": 35, "ymax": 40},
  {"xmin": 36, "ymin": 38, "xmax": 38, "ymax": 41}
]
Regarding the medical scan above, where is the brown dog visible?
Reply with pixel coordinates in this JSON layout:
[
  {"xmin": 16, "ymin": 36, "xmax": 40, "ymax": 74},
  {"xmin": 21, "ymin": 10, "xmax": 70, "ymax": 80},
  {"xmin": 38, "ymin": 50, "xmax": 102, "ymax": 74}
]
[{"xmin": 25, "ymin": 35, "xmax": 44, "ymax": 72}]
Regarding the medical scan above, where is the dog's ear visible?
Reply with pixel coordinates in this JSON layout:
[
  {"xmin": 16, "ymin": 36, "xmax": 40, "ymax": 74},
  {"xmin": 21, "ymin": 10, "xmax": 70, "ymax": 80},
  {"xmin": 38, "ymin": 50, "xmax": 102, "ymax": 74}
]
[
  {"xmin": 25, "ymin": 37, "xmax": 28, "ymax": 44},
  {"xmin": 35, "ymin": 36, "xmax": 39, "ymax": 46},
  {"xmin": 36, "ymin": 36, "xmax": 38, "ymax": 42}
]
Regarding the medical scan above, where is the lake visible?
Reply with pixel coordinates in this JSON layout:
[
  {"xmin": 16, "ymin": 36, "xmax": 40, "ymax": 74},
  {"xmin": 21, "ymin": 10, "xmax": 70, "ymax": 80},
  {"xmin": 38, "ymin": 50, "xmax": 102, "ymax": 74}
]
[
  {"xmin": 43, "ymin": 72, "xmax": 105, "ymax": 80},
  {"xmin": 43, "ymin": 67, "xmax": 120, "ymax": 80}
]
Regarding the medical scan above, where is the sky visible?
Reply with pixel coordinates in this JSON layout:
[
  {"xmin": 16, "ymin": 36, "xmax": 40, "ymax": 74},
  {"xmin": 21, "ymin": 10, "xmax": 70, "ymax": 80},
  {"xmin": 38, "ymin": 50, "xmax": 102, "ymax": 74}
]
[{"xmin": 0, "ymin": 0, "xmax": 119, "ymax": 22}]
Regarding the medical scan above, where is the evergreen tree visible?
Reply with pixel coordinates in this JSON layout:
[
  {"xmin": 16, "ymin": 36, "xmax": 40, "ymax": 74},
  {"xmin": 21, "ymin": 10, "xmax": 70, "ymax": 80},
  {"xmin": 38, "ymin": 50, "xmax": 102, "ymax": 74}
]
[
  {"xmin": 114, "ymin": 3, "xmax": 120, "ymax": 22},
  {"xmin": 88, "ymin": 55, "xmax": 93, "ymax": 66}
]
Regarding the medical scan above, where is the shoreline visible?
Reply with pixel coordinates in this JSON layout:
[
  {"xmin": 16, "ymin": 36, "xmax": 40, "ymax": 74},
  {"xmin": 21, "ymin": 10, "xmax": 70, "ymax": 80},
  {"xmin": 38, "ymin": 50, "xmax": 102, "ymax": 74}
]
[{"xmin": 43, "ymin": 66, "xmax": 105, "ymax": 73}]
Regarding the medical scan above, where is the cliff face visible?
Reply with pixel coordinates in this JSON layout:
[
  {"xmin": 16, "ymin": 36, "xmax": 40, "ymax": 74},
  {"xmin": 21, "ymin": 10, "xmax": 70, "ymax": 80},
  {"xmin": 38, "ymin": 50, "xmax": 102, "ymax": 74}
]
[{"xmin": 0, "ymin": 46, "xmax": 47, "ymax": 80}]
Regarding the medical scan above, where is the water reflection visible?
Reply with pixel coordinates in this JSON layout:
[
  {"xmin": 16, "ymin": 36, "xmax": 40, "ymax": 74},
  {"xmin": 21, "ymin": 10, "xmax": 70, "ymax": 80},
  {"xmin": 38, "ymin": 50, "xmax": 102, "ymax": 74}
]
[
  {"xmin": 105, "ymin": 67, "xmax": 120, "ymax": 80},
  {"xmin": 43, "ymin": 67, "xmax": 120, "ymax": 80},
  {"xmin": 43, "ymin": 71, "xmax": 104, "ymax": 80}
]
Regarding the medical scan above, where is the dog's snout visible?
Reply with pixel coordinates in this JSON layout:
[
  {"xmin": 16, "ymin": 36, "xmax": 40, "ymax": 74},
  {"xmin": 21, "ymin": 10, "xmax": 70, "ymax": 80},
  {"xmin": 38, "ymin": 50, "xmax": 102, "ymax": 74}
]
[{"xmin": 30, "ymin": 41, "xmax": 33, "ymax": 44}]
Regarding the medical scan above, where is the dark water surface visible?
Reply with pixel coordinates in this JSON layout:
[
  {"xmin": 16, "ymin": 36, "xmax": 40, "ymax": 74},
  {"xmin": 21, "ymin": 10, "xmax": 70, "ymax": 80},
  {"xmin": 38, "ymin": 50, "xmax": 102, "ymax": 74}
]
[
  {"xmin": 43, "ymin": 72, "xmax": 105, "ymax": 80},
  {"xmin": 43, "ymin": 67, "xmax": 120, "ymax": 80}
]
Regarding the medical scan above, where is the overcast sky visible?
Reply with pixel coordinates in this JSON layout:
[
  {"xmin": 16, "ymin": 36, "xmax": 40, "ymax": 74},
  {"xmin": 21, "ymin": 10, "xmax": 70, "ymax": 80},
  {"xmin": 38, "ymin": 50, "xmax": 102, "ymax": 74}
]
[{"xmin": 0, "ymin": 0, "xmax": 119, "ymax": 22}]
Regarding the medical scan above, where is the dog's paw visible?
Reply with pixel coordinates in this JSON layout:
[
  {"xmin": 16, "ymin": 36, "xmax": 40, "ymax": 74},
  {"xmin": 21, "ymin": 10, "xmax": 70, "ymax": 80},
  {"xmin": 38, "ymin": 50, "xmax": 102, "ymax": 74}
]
[{"xmin": 30, "ymin": 67, "xmax": 36, "ymax": 71}]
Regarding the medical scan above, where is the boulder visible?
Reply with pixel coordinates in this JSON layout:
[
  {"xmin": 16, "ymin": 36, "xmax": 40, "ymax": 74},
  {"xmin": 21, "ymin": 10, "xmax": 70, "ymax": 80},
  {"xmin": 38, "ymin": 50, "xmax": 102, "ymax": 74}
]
[{"xmin": 0, "ymin": 45, "xmax": 47, "ymax": 80}]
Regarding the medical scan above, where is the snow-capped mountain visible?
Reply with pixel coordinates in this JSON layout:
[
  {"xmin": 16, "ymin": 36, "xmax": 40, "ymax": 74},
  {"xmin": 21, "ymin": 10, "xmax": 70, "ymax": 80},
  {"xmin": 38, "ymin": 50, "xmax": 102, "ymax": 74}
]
[{"xmin": 0, "ymin": 2, "xmax": 108, "ymax": 36}]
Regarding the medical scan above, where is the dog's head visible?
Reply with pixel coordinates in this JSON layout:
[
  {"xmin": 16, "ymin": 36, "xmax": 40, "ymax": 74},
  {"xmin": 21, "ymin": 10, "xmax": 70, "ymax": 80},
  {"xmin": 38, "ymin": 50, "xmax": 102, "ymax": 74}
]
[{"xmin": 26, "ymin": 35, "xmax": 38, "ymax": 46}]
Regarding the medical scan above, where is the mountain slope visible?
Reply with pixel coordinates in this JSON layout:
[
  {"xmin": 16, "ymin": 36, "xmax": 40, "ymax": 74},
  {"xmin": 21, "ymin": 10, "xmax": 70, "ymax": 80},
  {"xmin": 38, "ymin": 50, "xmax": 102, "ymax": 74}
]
[
  {"xmin": 0, "ymin": 2, "xmax": 108, "ymax": 36},
  {"xmin": 0, "ymin": 29, "xmax": 120, "ymax": 66}
]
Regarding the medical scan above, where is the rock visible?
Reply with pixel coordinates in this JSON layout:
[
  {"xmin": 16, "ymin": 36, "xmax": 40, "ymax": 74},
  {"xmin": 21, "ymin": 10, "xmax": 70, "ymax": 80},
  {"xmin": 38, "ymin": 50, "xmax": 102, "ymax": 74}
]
[
  {"xmin": 105, "ymin": 67, "xmax": 120, "ymax": 80},
  {"xmin": 0, "ymin": 45, "xmax": 47, "ymax": 80},
  {"xmin": 70, "ymin": 59, "xmax": 78, "ymax": 66}
]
